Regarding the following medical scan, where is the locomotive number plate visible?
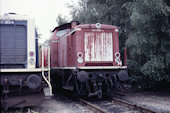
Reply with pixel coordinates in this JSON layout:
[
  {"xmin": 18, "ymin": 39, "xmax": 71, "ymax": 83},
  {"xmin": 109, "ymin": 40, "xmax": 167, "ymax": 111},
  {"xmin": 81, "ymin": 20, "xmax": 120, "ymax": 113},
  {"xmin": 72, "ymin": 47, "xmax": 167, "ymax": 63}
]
[
  {"xmin": 0, "ymin": 20, "xmax": 14, "ymax": 24},
  {"xmin": 92, "ymin": 29, "xmax": 104, "ymax": 32}
]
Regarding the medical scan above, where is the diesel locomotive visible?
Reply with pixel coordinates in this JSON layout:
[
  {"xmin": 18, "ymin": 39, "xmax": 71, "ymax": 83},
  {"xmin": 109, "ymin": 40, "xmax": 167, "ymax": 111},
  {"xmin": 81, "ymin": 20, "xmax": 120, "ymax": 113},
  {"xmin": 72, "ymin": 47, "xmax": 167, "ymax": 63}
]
[
  {"xmin": 0, "ymin": 13, "xmax": 52, "ymax": 110},
  {"xmin": 44, "ymin": 21, "xmax": 128, "ymax": 98}
]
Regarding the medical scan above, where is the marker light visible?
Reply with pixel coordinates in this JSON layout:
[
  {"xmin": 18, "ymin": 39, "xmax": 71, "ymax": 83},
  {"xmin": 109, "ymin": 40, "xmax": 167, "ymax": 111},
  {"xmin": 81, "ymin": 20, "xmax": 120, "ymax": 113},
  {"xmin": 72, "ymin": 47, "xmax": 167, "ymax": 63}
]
[
  {"xmin": 77, "ymin": 52, "xmax": 83, "ymax": 63},
  {"xmin": 77, "ymin": 57, "xmax": 83, "ymax": 64},
  {"xmin": 29, "ymin": 51, "xmax": 34, "ymax": 57},
  {"xmin": 115, "ymin": 52, "xmax": 120, "ymax": 58},
  {"xmin": 29, "ymin": 58, "xmax": 35, "ymax": 64},
  {"xmin": 77, "ymin": 52, "xmax": 83, "ymax": 57}
]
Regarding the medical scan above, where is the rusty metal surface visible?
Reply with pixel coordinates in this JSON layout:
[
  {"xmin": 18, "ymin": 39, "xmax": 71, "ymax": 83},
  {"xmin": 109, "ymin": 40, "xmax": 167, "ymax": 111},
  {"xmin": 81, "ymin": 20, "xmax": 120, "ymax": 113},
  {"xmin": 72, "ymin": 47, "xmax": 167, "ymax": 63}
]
[{"xmin": 50, "ymin": 22, "xmax": 123, "ymax": 68}]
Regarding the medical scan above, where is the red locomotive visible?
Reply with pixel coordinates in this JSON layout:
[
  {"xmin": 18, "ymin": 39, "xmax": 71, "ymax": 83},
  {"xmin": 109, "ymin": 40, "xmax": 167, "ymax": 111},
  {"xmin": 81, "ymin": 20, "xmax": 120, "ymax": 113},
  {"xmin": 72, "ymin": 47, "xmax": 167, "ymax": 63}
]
[{"xmin": 46, "ymin": 21, "xmax": 128, "ymax": 98}]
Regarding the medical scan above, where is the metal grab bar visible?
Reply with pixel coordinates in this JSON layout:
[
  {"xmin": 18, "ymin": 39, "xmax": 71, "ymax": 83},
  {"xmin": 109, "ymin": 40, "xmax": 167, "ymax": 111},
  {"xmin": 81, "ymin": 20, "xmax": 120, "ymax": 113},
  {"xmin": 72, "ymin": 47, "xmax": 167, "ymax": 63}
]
[{"xmin": 41, "ymin": 46, "xmax": 53, "ymax": 96}]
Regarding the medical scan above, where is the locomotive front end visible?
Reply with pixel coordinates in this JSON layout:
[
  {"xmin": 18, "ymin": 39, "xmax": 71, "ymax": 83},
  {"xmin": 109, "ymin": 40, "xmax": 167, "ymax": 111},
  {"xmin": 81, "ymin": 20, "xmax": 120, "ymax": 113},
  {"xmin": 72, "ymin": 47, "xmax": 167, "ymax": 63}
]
[
  {"xmin": 73, "ymin": 23, "xmax": 128, "ymax": 98},
  {"xmin": 0, "ymin": 13, "xmax": 52, "ymax": 110}
]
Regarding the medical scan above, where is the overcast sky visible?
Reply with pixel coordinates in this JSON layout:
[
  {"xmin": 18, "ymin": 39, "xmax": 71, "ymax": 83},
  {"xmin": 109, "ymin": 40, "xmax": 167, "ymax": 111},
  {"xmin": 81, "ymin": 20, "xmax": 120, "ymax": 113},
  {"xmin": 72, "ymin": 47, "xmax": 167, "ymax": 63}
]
[{"xmin": 0, "ymin": 0, "xmax": 78, "ymax": 43}]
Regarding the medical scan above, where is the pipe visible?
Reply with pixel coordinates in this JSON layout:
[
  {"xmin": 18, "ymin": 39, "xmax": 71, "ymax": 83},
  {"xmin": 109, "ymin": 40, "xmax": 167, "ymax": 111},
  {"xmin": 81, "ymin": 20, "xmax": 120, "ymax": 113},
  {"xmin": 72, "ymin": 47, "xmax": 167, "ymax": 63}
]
[
  {"xmin": 48, "ymin": 46, "xmax": 51, "ymax": 83},
  {"xmin": 41, "ymin": 46, "xmax": 52, "ymax": 96}
]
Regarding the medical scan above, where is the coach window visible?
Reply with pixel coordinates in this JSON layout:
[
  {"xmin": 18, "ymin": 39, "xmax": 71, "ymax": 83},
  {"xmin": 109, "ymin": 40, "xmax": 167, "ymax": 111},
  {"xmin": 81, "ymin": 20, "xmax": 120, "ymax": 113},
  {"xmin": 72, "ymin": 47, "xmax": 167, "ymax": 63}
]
[{"xmin": 56, "ymin": 29, "xmax": 70, "ymax": 37}]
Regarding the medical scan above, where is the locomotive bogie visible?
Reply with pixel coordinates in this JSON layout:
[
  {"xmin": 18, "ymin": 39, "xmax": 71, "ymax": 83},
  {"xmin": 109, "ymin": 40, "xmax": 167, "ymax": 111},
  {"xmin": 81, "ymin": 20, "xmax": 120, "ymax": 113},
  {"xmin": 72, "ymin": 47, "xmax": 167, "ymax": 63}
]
[
  {"xmin": 1, "ymin": 73, "xmax": 44, "ymax": 92},
  {"xmin": 51, "ymin": 68, "xmax": 128, "ymax": 98}
]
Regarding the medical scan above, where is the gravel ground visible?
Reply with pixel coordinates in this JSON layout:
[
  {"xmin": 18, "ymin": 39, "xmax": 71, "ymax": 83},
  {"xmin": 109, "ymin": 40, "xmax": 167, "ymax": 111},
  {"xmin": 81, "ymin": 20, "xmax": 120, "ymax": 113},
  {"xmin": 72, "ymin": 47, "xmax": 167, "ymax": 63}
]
[
  {"xmin": 90, "ymin": 99, "xmax": 142, "ymax": 113},
  {"xmin": 33, "ymin": 95, "xmax": 95, "ymax": 113},
  {"xmin": 2, "ymin": 89, "xmax": 170, "ymax": 113},
  {"xmin": 120, "ymin": 90, "xmax": 170, "ymax": 113},
  {"xmin": 1, "ymin": 95, "xmax": 95, "ymax": 113}
]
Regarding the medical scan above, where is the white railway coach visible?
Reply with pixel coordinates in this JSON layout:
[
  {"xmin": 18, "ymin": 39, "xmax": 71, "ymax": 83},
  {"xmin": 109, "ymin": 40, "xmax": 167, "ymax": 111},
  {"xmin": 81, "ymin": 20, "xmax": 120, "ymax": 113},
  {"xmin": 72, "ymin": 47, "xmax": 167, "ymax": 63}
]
[{"xmin": 0, "ymin": 13, "xmax": 52, "ymax": 110}]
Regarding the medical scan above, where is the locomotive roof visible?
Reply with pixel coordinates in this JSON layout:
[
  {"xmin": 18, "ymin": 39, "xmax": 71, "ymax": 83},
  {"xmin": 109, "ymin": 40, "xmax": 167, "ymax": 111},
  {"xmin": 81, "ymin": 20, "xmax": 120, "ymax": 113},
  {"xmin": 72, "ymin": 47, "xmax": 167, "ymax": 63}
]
[
  {"xmin": 52, "ymin": 22, "xmax": 118, "ymax": 32},
  {"xmin": 75, "ymin": 24, "xmax": 118, "ymax": 29},
  {"xmin": 0, "ymin": 13, "xmax": 30, "ymax": 21},
  {"xmin": 52, "ymin": 21, "xmax": 79, "ymax": 32},
  {"xmin": 52, "ymin": 23, "xmax": 71, "ymax": 32}
]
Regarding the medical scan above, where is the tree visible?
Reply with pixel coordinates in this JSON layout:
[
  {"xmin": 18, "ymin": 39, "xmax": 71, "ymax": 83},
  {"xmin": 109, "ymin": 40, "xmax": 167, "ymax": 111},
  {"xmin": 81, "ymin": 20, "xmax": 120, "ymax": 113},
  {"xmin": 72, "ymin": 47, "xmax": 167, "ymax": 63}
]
[
  {"xmin": 56, "ymin": 14, "xmax": 68, "ymax": 26},
  {"xmin": 124, "ymin": 0, "xmax": 170, "ymax": 88}
]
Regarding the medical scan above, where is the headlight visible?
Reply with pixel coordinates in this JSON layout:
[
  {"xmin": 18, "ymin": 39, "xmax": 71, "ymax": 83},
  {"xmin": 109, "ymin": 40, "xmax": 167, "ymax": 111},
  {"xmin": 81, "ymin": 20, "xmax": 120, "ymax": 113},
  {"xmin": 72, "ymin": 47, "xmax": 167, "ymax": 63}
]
[
  {"xmin": 77, "ymin": 57, "xmax": 83, "ymax": 64},
  {"xmin": 115, "ymin": 29, "xmax": 119, "ymax": 32},
  {"xmin": 96, "ymin": 23, "xmax": 101, "ymax": 28},
  {"xmin": 29, "ymin": 58, "xmax": 35, "ymax": 64},
  {"xmin": 77, "ymin": 52, "xmax": 83, "ymax": 57},
  {"xmin": 77, "ymin": 52, "xmax": 83, "ymax": 63},
  {"xmin": 115, "ymin": 52, "xmax": 120, "ymax": 58}
]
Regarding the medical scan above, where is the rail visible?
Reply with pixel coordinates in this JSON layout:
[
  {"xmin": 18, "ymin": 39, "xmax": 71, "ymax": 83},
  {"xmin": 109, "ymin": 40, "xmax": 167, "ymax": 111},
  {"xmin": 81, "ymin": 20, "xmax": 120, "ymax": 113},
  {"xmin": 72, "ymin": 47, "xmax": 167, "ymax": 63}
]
[
  {"xmin": 79, "ymin": 97, "xmax": 160, "ymax": 113},
  {"xmin": 79, "ymin": 99, "xmax": 107, "ymax": 113},
  {"xmin": 111, "ymin": 97, "xmax": 160, "ymax": 113}
]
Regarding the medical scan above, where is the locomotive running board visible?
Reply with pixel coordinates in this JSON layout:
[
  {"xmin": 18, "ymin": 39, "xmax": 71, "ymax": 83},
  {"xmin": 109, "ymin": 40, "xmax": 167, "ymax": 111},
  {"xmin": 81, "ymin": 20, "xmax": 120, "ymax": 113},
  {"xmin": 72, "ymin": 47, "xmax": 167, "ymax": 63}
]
[
  {"xmin": 0, "ymin": 68, "xmax": 49, "ymax": 72},
  {"xmin": 52, "ymin": 66, "xmax": 127, "ymax": 70}
]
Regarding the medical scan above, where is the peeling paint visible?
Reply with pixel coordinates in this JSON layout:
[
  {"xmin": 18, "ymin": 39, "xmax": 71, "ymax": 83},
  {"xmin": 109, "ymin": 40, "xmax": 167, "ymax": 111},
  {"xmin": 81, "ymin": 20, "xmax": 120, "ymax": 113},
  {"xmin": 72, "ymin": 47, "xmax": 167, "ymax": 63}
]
[{"xmin": 84, "ymin": 32, "xmax": 113, "ymax": 61}]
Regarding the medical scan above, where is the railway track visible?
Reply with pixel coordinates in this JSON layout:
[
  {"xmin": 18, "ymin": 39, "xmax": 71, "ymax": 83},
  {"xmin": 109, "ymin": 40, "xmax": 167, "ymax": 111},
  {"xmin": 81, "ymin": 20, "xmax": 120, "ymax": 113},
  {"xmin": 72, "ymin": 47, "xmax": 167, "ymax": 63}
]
[
  {"xmin": 111, "ymin": 97, "xmax": 160, "ymax": 113},
  {"xmin": 53, "ymin": 90, "xmax": 161, "ymax": 113},
  {"xmin": 79, "ymin": 96, "xmax": 160, "ymax": 113},
  {"xmin": 79, "ymin": 99, "xmax": 107, "ymax": 113}
]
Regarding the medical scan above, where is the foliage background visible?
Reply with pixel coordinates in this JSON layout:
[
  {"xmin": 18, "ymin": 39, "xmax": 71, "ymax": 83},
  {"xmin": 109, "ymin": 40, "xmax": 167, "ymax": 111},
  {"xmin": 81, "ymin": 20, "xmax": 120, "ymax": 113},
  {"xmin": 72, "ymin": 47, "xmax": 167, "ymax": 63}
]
[{"xmin": 57, "ymin": 0, "xmax": 170, "ymax": 89}]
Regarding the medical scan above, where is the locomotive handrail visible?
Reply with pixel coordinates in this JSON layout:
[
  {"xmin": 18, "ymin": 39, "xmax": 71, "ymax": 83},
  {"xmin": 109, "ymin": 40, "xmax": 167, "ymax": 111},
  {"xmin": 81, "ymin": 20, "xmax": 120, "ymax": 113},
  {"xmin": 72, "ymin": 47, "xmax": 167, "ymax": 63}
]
[
  {"xmin": 41, "ymin": 46, "xmax": 53, "ymax": 96},
  {"xmin": 48, "ymin": 46, "xmax": 51, "ymax": 86},
  {"xmin": 51, "ymin": 66, "xmax": 127, "ymax": 70},
  {"xmin": 0, "ymin": 68, "xmax": 49, "ymax": 72}
]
